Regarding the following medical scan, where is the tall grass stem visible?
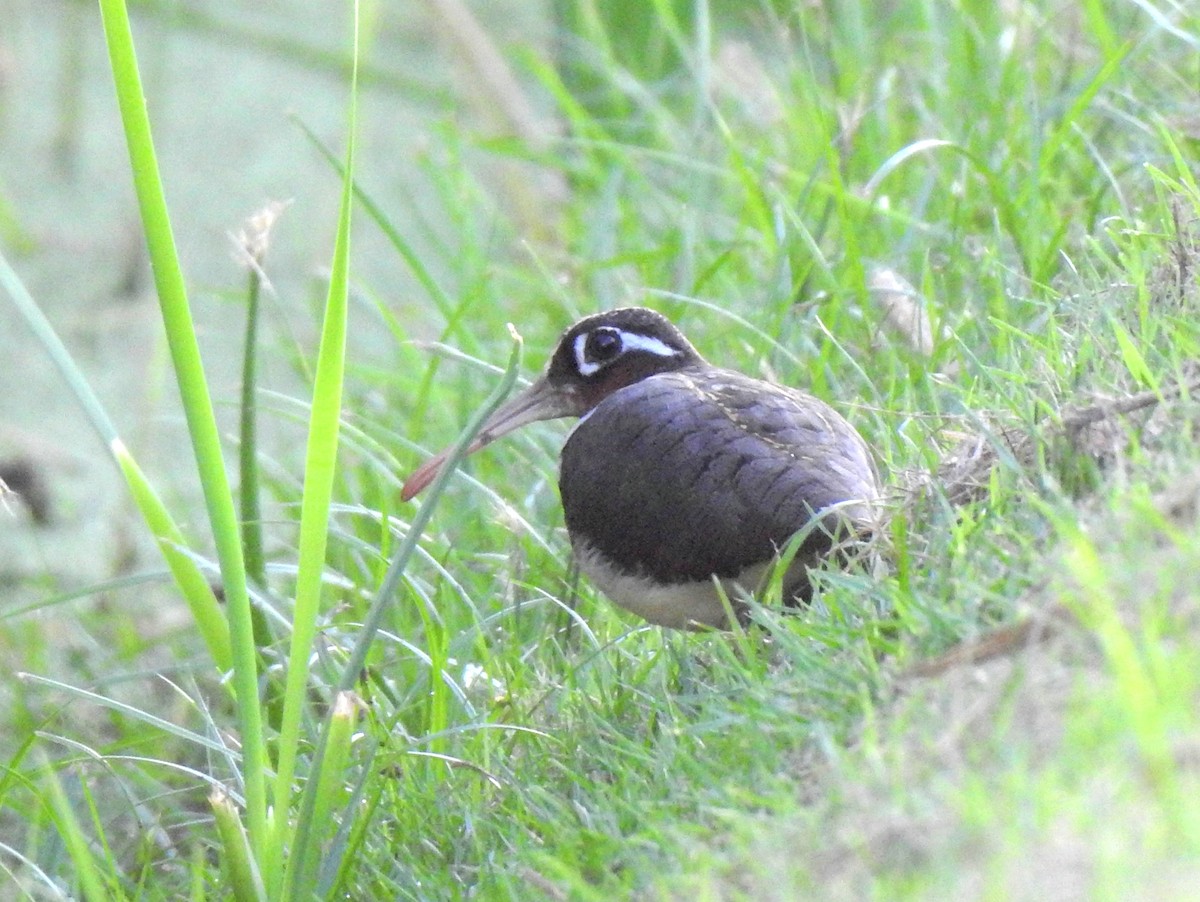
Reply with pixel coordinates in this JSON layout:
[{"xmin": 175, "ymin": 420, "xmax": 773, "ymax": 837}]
[{"xmin": 97, "ymin": 0, "xmax": 266, "ymax": 858}]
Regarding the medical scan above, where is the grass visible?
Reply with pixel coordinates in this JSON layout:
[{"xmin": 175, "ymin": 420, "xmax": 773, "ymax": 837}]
[{"xmin": 3, "ymin": 0, "xmax": 1200, "ymax": 898}]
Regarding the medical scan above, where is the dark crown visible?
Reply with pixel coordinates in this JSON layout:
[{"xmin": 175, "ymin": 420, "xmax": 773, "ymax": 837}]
[{"xmin": 542, "ymin": 308, "xmax": 704, "ymax": 410}]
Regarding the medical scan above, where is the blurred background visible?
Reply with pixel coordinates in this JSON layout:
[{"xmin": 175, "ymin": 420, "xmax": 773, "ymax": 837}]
[{"xmin": 0, "ymin": 0, "xmax": 552, "ymax": 591}]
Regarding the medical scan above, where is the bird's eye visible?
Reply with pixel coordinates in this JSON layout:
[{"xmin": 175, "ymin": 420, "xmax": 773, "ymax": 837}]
[{"xmin": 585, "ymin": 328, "xmax": 623, "ymax": 363}]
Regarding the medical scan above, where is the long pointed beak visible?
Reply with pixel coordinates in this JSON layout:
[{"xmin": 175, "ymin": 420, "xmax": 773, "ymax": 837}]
[{"xmin": 400, "ymin": 376, "xmax": 578, "ymax": 501}]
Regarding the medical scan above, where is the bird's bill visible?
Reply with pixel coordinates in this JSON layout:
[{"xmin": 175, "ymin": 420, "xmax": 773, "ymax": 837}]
[{"xmin": 400, "ymin": 375, "xmax": 577, "ymax": 501}]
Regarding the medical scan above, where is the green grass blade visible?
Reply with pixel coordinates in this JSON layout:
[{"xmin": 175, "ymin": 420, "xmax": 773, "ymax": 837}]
[
  {"xmin": 238, "ymin": 263, "xmax": 267, "ymax": 589},
  {"xmin": 267, "ymin": 3, "xmax": 360, "ymax": 892},
  {"xmin": 41, "ymin": 758, "xmax": 116, "ymax": 902},
  {"xmin": 211, "ymin": 788, "xmax": 268, "ymax": 902},
  {"xmin": 1110, "ymin": 316, "xmax": 1159, "ymax": 392},
  {"xmin": 19, "ymin": 673, "xmax": 239, "ymax": 760},
  {"xmin": 291, "ymin": 116, "xmax": 454, "ymax": 320},
  {"xmin": 338, "ymin": 327, "xmax": 523, "ymax": 694},
  {"xmin": 280, "ymin": 692, "xmax": 360, "ymax": 898},
  {"xmin": 233, "ymin": 213, "xmax": 280, "ymax": 718},
  {"xmin": 1060, "ymin": 524, "xmax": 1178, "ymax": 803},
  {"xmin": 0, "ymin": 251, "xmax": 232, "ymax": 672},
  {"xmin": 112, "ymin": 443, "xmax": 236, "ymax": 670},
  {"xmin": 96, "ymin": 0, "xmax": 265, "ymax": 858},
  {"xmin": 1, "ymin": 570, "xmax": 167, "ymax": 623},
  {"xmin": 284, "ymin": 328, "xmax": 524, "ymax": 896}
]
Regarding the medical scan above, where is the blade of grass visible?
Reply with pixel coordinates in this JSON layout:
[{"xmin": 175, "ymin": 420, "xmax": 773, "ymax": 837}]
[
  {"xmin": 315, "ymin": 740, "xmax": 380, "ymax": 898},
  {"xmin": 233, "ymin": 206, "xmax": 283, "ymax": 728},
  {"xmin": 238, "ymin": 261, "xmax": 267, "ymax": 590},
  {"xmin": 41, "ymin": 758, "xmax": 115, "ymax": 902},
  {"xmin": 339, "ymin": 326, "xmax": 523, "ymax": 694},
  {"xmin": 281, "ymin": 692, "xmax": 361, "ymax": 897},
  {"xmin": 284, "ymin": 327, "xmax": 524, "ymax": 898},
  {"xmin": 211, "ymin": 788, "xmax": 267, "ymax": 902},
  {"xmin": 267, "ymin": 2, "xmax": 360, "ymax": 891},
  {"xmin": 0, "ymin": 570, "xmax": 166, "ymax": 622},
  {"xmin": 0, "ymin": 252, "xmax": 231, "ymax": 671},
  {"xmin": 1059, "ymin": 522, "xmax": 1183, "ymax": 819},
  {"xmin": 291, "ymin": 116, "xmax": 454, "ymax": 321},
  {"xmin": 97, "ymin": 0, "xmax": 265, "ymax": 857},
  {"xmin": 19, "ymin": 673, "xmax": 241, "ymax": 761}
]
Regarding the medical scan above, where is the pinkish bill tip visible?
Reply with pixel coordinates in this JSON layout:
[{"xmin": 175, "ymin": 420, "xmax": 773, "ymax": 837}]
[{"xmin": 400, "ymin": 454, "xmax": 446, "ymax": 502}]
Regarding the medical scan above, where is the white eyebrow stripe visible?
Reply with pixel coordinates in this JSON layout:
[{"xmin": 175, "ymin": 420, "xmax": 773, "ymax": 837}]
[
  {"xmin": 574, "ymin": 330, "xmax": 681, "ymax": 376},
  {"xmin": 622, "ymin": 332, "xmax": 681, "ymax": 358}
]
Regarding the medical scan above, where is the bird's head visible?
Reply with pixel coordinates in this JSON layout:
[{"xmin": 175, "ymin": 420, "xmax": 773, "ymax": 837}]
[{"xmin": 401, "ymin": 307, "xmax": 703, "ymax": 500}]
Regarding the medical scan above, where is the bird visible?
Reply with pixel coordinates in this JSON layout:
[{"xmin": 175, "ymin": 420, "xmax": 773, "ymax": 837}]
[{"xmin": 401, "ymin": 307, "xmax": 880, "ymax": 629}]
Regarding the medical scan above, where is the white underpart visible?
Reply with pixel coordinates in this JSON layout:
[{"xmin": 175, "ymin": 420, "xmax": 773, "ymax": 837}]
[
  {"xmin": 573, "ymin": 330, "xmax": 681, "ymax": 376},
  {"xmin": 573, "ymin": 541, "xmax": 785, "ymax": 629}
]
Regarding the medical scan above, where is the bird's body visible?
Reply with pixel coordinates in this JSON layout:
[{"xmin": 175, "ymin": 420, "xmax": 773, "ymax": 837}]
[
  {"xmin": 560, "ymin": 366, "xmax": 877, "ymax": 627},
  {"xmin": 402, "ymin": 308, "xmax": 880, "ymax": 629}
]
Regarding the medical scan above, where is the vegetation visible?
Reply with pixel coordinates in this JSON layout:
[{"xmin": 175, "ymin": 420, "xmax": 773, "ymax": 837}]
[{"xmin": 3, "ymin": 0, "xmax": 1200, "ymax": 897}]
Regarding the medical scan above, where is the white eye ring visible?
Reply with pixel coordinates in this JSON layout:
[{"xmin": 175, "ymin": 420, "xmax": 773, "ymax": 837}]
[
  {"xmin": 573, "ymin": 332, "xmax": 609, "ymax": 375},
  {"xmin": 573, "ymin": 329, "xmax": 681, "ymax": 376}
]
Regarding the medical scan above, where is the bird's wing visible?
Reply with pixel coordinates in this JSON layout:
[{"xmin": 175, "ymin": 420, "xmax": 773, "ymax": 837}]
[{"xmin": 559, "ymin": 369, "xmax": 878, "ymax": 585}]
